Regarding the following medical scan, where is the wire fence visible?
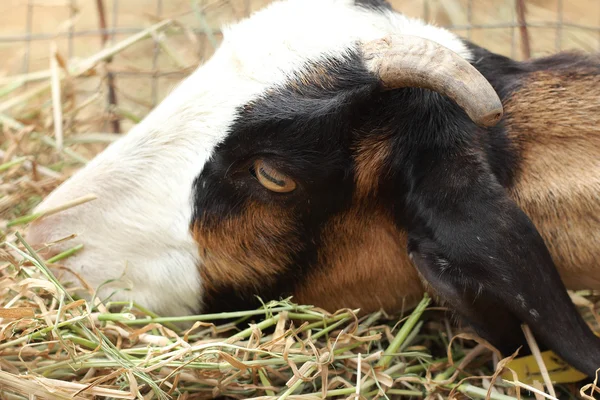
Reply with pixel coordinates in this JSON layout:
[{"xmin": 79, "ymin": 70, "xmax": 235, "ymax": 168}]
[
  {"xmin": 5, "ymin": 0, "xmax": 235, "ymax": 106},
  {"xmin": 1, "ymin": 0, "xmax": 599, "ymax": 132}
]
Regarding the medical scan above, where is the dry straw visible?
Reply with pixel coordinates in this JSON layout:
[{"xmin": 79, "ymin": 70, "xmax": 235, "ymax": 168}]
[{"xmin": 0, "ymin": 7, "xmax": 598, "ymax": 400}]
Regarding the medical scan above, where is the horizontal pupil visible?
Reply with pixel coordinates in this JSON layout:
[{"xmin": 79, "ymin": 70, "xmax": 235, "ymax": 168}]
[{"xmin": 259, "ymin": 166, "xmax": 285, "ymax": 187}]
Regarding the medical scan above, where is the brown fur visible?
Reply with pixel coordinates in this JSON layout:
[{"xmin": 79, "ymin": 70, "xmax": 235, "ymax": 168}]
[
  {"xmin": 353, "ymin": 134, "xmax": 392, "ymax": 198},
  {"xmin": 506, "ymin": 70, "xmax": 600, "ymax": 289},
  {"xmin": 193, "ymin": 204, "xmax": 301, "ymax": 295},
  {"xmin": 291, "ymin": 136, "xmax": 421, "ymax": 314},
  {"xmin": 296, "ymin": 64, "xmax": 340, "ymax": 91},
  {"xmin": 293, "ymin": 208, "xmax": 423, "ymax": 313}
]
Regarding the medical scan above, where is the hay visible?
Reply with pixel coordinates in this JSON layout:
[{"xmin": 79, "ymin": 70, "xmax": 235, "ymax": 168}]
[
  {"xmin": 0, "ymin": 237, "xmax": 534, "ymax": 400},
  {"xmin": 4, "ymin": 236, "xmax": 598, "ymax": 400},
  {"xmin": 1, "ymin": 2, "xmax": 600, "ymax": 399}
]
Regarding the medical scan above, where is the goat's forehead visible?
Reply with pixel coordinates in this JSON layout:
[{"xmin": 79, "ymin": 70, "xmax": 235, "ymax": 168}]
[
  {"xmin": 153, "ymin": 0, "xmax": 472, "ymax": 142},
  {"xmin": 220, "ymin": 0, "xmax": 384, "ymax": 82},
  {"xmin": 219, "ymin": 0, "xmax": 470, "ymax": 84},
  {"xmin": 113, "ymin": 0, "xmax": 395, "ymax": 152}
]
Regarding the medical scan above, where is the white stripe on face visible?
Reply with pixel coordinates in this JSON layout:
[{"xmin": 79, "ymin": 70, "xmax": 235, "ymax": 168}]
[{"xmin": 27, "ymin": 0, "xmax": 471, "ymax": 316}]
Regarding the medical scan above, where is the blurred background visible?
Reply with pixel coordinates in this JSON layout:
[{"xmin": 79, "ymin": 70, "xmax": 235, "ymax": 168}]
[{"xmin": 0, "ymin": 0, "xmax": 599, "ymax": 225}]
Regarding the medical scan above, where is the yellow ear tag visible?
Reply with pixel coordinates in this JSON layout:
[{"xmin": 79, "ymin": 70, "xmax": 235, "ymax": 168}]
[{"xmin": 503, "ymin": 351, "xmax": 588, "ymax": 384}]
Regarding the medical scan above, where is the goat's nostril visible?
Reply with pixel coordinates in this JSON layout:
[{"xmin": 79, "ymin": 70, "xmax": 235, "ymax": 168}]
[
  {"xmin": 25, "ymin": 220, "xmax": 63, "ymax": 260},
  {"xmin": 37, "ymin": 246, "xmax": 61, "ymax": 260}
]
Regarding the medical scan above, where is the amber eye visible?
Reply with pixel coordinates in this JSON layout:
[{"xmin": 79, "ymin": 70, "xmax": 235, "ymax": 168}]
[{"xmin": 253, "ymin": 160, "xmax": 297, "ymax": 193}]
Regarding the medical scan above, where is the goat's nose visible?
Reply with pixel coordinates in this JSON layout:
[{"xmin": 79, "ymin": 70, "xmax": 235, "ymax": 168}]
[{"xmin": 25, "ymin": 218, "xmax": 63, "ymax": 259}]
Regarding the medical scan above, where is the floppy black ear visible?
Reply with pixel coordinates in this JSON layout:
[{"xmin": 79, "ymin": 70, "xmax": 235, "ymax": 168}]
[{"xmin": 403, "ymin": 150, "xmax": 600, "ymax": 377}]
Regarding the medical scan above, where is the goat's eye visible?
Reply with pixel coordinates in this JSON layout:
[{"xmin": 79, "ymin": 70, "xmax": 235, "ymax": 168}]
[{"xmin": 253, "ymin": 160, "xmax": 296, "ymax": 193}]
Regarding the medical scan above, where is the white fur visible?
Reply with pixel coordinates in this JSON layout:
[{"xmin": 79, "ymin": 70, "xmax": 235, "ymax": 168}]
[{"xmin": 28, "ymin": 0, "xmax": 470, "ymax": 316}]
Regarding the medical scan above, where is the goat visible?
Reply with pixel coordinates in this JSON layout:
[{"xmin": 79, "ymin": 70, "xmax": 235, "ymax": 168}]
[{"xmin": 26, "ymin": 0, "xmax": 600, "ymax": 377}]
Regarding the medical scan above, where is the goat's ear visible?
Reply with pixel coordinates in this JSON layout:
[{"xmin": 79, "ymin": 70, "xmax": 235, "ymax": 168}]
[{"xmin": 403, "ymin": 156, "xmax": 600, "ymax": 377}]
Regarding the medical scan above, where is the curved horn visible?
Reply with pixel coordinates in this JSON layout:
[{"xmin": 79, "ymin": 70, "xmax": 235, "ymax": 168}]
[{"xmin": 362, "ymin": 35, "xmax": 503, "ymax": 127}]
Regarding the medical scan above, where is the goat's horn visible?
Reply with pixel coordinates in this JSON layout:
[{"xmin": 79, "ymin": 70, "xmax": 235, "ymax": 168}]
[{"xmin": 362, "ymin": 35, "xmax": 503, "ymax": 127}]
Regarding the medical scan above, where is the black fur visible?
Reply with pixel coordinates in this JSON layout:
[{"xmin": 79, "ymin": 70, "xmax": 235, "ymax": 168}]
[
  {"xmin": 192, "ymin": 41, "xmax": 600, "ymax": 376},
  {"xmin": 354, "ymin": 0, "xmax": 393, "ymax": 11}
]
